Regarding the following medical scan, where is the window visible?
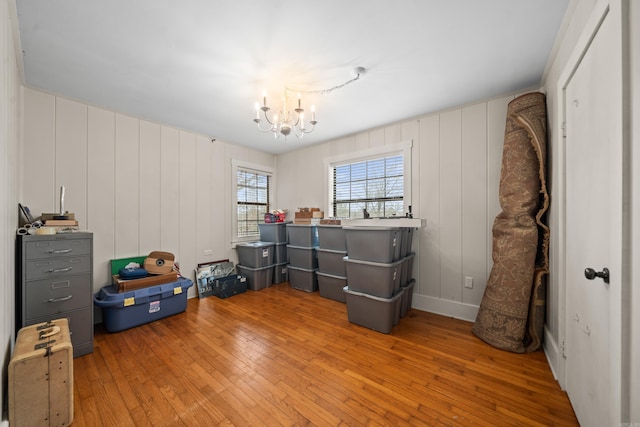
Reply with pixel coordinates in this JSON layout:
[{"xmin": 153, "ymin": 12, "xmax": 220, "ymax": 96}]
[
  {"xmin": 234, "ymin": 163, "xmax": 272, "ymax": 239},
  {"xmin": 328, "ymin": 141, "xmax": 412, "ymax": 219}
]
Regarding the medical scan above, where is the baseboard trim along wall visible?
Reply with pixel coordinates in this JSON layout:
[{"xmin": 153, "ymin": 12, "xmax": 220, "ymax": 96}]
[{"xmin": 412, "ymin": 294, "xmax": 479, "ymax": 323}]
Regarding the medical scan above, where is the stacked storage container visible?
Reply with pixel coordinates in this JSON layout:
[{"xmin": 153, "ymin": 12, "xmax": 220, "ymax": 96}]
[
  {"xmin": 343, "ymin": 225, "xmax": 416, "ymax": 333},
  {"xmin": 258, "ymin": 221, "xmax": 291, "ymax": 284},
  {"xmin": 316, "ymin": 225, "xmax": 347, "ymax": 302},
  {"xmin": 235, "ymin": 241, "xmax": 274, "ymax": 290},
  {"xmin": 286, "ymin": 224, "xmax": 319, "ymax": 292}
]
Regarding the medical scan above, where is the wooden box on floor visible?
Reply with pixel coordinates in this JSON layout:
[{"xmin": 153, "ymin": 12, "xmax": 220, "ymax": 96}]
[{"xmin": 9, "ymin": 318, "xmax": 73, "ymax": 427}]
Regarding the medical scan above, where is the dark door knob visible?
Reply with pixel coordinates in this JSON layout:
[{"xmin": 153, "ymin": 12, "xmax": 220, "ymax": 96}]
[{"xmin": 584, "ymin": 267, "xmax": 610, "ymax": 284}]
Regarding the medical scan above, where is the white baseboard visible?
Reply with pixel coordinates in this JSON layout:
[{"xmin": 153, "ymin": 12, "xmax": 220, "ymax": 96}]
[
  {"xmin": 543, "ymin": 325, "xmax": 565, "ymax": 389},
  {"xmin": 412, "ymin": 293, "xmax": 479, "ymax": 322}
]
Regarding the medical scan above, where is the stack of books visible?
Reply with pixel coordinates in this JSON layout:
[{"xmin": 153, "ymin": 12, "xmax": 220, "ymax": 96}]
[{"xmin": 41, "ymin": 213, "xmax": 79, "ymax": 233}]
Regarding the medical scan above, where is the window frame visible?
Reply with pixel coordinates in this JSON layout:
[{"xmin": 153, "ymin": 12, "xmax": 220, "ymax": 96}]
[
  {"xmin": 232, "ymin": 159, "xmax": 275, "ymax": 243},
  {"xmin": 324, "ymin": 140, "xmax": 413, "ymax": 218}
]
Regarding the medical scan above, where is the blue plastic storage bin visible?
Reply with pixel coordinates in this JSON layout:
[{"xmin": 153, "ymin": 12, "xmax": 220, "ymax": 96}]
[{"xmin": 94, "ymin": 277, "xmax": 193, "ymax": 332}]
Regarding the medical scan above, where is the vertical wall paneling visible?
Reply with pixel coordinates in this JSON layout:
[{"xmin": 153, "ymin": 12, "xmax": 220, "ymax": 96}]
[
  {"xmin": 461, "ymin": 103, "xmax": 488, "ymax": 306},
  {"xmin": 22, "ymin": 89, "xmax": 55, "ymax": 215},
  {"xmin": 138, "ymin": 120, "xmax": 162, "ymax": 255},
  {"xmin": 55, "ymin": 98, "xmax": 88, "ymax": 224},
  {"xmin": 179, "ymin": 131, "xmax": 197, "ymax": 298},
  {"xmin": 195, "ymin": 136, "xmax": 213, "ymax": 264},
  {"xmin": 2, "ymin": 1, "xmax": 21, "ymax": 417},
  {"xmin": 114, "ymin": 114, "xmax": 140, "ymax": 257},
  {"xmin": 369, "ymin": 128, "xmax": 385, "ymax": 147},
  {"xmin": 210, "ymin": 140, "xmax": 225, "ymax": 257},
  {"xmin": 438, "ymin": 109, "xmax": 463, "ymax": 301},
  {"xmin": 87, "ymin": 106, "xmax": 116, "ymax": 289},
  {"xmin": 385, "ymin": 124, "xmax": 403, "ymax": 146},
  {"xmin": 418, "ymin": 115, "xmax": 441, "ymax": 297},
  {"xmin": 160, "ymin": 126, "xmax": 181, "ymax": 253},
  {"xmin": 355, "ymin": 133, "xmax": 370, "ymax": 151}
]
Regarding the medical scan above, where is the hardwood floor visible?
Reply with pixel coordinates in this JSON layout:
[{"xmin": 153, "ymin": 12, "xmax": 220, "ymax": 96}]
[{"xmin": 74, "ymin": 283, "xmax": 578, "ymax": 426}]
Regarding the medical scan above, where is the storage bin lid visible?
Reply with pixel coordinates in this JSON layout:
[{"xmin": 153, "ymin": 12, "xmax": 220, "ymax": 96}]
[
  {"xmin": 316, "ymin": 247, "xmax": 347, "ymax": 255},
  {"xmin": 286, "ymin": 223, "xmax": 318, "ymax": 228},
  {"xmin": 343, "ymin": 226, "xmax": 401, "ymax": 231},
  {"xmin": 94, "ymin": 277, "xmax": 193, "ymax": 308},
  {"xmin": 286, "ymin": 244, "xmax": 319, "ymax": 250},
  {"xmin": 316, "ymin": 271, "xmax": 346, "ymax": 280},
  {"xmin": 235, "ymin": 241, "xmax": 275, "ymax": 248},
  {"xmin": 342, "ymin": 285, "xmax": 403, "ymax": 302},
  {"xmin": 236, "ymin": 264, "xmax": 274, "ymax": 272},
  {"xmin": 258, "ymin": 221, "xmax": 292, "ymax": 226},
  {"xmin": 342, "ymin": 256, "xmax": 404, "ymax": 268},
  {"xmin": 287, "ymin": 265, "xmax": 317, "ymax": 273}
]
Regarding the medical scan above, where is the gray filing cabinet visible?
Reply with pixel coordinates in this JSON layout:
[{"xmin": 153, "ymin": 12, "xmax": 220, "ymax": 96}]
[{"xmin": 16, "ymin": 232, "xmax": 94, "ymax": 357}]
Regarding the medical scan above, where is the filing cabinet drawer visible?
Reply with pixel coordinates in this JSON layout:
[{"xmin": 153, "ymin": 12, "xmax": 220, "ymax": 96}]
[
  {"xmin": 24, "ymin": 274, "xmax": 91, "ymax": 319},
  {"xmin": 25, "ymin": 256, "xmax": 91, "ymax": 281},
  {"xmin": 28, "ymin": 306, "xmax": 94, "ymax": 358},
  {"xmin": 25, "ymin": 238, "xmax": 91, "ymax": 259}
]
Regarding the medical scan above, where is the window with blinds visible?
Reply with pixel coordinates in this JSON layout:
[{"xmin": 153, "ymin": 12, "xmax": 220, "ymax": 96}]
[
  {"xmin": 332, "ymin": 154, "xmax": 404, "ymax": 218},
  {"xmin": 237, "ymin": 169, "xmax": 270, "ymax": 237}
]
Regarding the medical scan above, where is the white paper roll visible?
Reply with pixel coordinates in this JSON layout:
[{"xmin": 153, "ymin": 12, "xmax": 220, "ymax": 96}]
[
  {"xmin": 23, "ymin": 223, "xmax": 32, "ymax": 229},
  {"xmin": 16, "ymin": 227, "xmax": 28, "ymax": 235},
  {"xmin": 32, "ymin": 220, "xmax": 43, "ymax": 228}
]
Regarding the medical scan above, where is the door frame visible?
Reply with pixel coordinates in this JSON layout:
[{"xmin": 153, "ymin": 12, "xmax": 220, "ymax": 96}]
[{"xmin": 555, "ymin": 0, "xmax": 631, "ymax": 421}]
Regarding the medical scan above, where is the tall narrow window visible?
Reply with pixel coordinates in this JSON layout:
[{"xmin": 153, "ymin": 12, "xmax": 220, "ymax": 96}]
[
  {"xmin": 236, "ymin": 169, "xmax": 270, "ymax": 237},
  {"xmin": 332, "ymin": 154, "xmax": 404, "ymax": 218}
]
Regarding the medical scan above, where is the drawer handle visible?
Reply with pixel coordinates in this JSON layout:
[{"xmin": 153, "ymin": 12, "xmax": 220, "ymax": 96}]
[
  {"xmin": 46, "ymin": 295, "xmax": 73, "ymax": 303},
  {"xmin": 49, "ymin": 266, "xmax": 72, "ymax": 273},
  {"xmin": 49, "ymin": 249, "xmax": 72, "ymax": 254}
]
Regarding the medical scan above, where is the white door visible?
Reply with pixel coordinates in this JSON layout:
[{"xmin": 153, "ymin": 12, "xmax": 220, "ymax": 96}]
[{"xmin": 563, "ymin": 2, "xmax": 624, "ymax": 426}]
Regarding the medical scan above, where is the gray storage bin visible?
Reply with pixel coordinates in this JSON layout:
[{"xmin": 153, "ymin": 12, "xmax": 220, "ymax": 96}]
[
  {"xmin": 288, "ymin": 265, "xmax": 318, "ymax": 292},
  {"xmin": 400, "ymin": 252, "xmax": 415, "ymax": 286},
  {"xmin": 272, "ymin": 262, "xmax": 288, "ymax": 284},
  {"xmin": 343, "ymin": 286, "xmax": 403, "ymax": 334},
  {"xmin": 236, "ymin": 264, "xmax": 273, "ymax": 290},
  {"xmin": 344, "ymin": 226, "xmax": 402, "ymax": 262},
  {"xmin": 316, "ymin": 271, "xmax": 346, "ymax": 303},
  {"xmin": 258, "ymin": 221, "xmax": 291, "ymax": 243},
  {"xmin": 400, "ymin": 227, "xmax": 415, "ymax": 258},
  {"xmin": 287, "ymin": 224, "xmax": 319, "ymax": 247},
  {"xmin": 317, "ymin": 225, "xmax": 346, "ymax": 251},
  {"xmin": 344, "ymin": 256, "xmax": 403, "ymax": 298},
  {"xmin": 287, "ymin": 245, "xmax": 318, "ymax": 269},
  {"xmin": 400, "ymin": 279, "xmax": 415, "ymax": 317},
  {"xmin": 317, "ymin": 248, "xmax": 347, "ymax": 277},
  {"xmin": 235, "ymin": 241, "xmax": 274, "ymax": 268},
  {"xmin": 274, "ymin": 242, "xmax": 288, "ymax": 264}
]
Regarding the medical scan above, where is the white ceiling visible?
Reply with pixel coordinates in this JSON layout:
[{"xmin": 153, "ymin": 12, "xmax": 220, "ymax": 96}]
[{"xmin": 16, "ymin": 0, "xmax": 569, "ymax": 155}]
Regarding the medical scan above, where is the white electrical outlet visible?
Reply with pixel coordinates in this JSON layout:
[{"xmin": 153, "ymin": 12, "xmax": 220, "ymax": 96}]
[
  {"xmin": 203, "ymin": 249, "xmax": 213, "ymax": 256},
  {"xmin": 464, "ymin": 276, "xmax": 474, "ymax": 289}
]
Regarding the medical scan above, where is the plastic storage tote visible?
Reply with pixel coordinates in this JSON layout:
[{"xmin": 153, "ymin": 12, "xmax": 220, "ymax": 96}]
[
  {"xmin": 343, "ymin": 286, "xmax": 403, "ymax": 334},
  {"xmin": 344, "ymin": 226, "xmax": 403, "ymax": 263},
  {"xmin": 316, "ymin": 271, "xmax": 347, "ymax": 303},
  {"xmin": 400, "ymin": 252, "xmax": 416, "ymax": 286},
  {"xmin": 236, "ymin": 264, "xmax": 273, "ymax": 290},
  {"xmin": 273, "ymin": 263, "xmax": 288, "ymax": 284},
  {"xmin": 93, "ymin": 277, "xmax": 194, "ymax": 332},
  {"xmin": 235, "ymin": 241, "xmax": 274, "ymax": 268},
  {"xmin": 344, "ymin": 256, "xmax": 403, "ymax": 298},
  {"xmin": 317, "ymin": 248, "xmax": 347, "ymax": 277},
  {"xmin": 400, "ymin": 279, "xmax": 415, "ymax": 317},
  {"xmin": 287, "ymin": 245, "xmax": 318, "ymax": 269},
  {"xmin": 317, "ymin": 225, "xmax": 346, "ymax": 251},
  {"xmin": 273, "ymin": 242, "xmax": 288, "ymax": 264},
  {"xmin": 258, "ymin": 221, "xmax": 291, "ymax": 243},
  {"xmin": 287, "ymin": 223, "xmax": 319, "ymax": 247},
  {"xmin": 288, "ymin": 265, "xmax": 318, "ymax": 292}
]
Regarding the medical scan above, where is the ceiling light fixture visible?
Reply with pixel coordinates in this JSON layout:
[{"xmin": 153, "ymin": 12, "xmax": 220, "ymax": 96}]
[{"xmin": 253, "ymin": 67, "xmax": 366, "ymax": 140}]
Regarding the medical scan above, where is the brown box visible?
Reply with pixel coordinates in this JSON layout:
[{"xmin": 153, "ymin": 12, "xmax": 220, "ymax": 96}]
[
  {"xmin": 9, "ymin": 318, "xmax": 73, "ymax": 427},
  {"xmin": 295, "ymin": 211, "xmax": 313, "ymax": 219},
  {"xmin": 112, "ymin": 271, "xmax": 179, "ymax": 292}
]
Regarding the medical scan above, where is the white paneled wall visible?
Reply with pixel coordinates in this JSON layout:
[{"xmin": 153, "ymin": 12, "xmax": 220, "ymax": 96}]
[
  {"xmin": 276, "ymin": 95, "xmax": 519, "ymax": 320},
  {"xmin": 2, "ymin": 0, "xmax": 21, "ymax": 422},
  {"xmin": 21, "ymin": 88, "xmax": 276, "ymax": 302}
]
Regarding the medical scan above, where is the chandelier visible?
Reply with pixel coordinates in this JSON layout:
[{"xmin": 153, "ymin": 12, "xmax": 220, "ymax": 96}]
[{"xmin": 253, "ymin": 67, "xmax": 366, "ymax": 140}]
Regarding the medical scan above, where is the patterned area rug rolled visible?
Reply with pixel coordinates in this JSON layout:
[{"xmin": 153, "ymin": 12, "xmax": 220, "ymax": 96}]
[{"xmin": 472, "ymin": 92, "xmax": 549, "ymax": 353}]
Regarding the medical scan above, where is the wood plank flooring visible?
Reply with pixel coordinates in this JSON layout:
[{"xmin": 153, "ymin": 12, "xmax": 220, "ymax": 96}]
[{"xmin": 74, "ymin": 283, "xmax": 578, "ymax": 426}]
